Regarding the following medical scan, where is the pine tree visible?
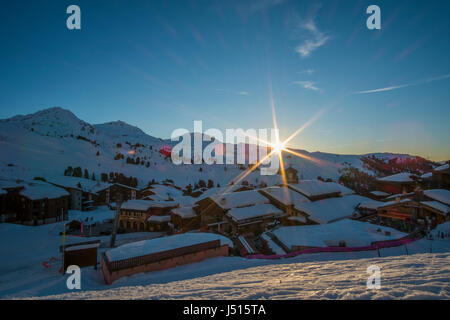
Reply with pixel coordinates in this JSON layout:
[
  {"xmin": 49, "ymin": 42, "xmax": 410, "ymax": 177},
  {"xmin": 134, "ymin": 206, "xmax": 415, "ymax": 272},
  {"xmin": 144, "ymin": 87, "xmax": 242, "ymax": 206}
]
[
  {"xmin": 92, "ymin": 173, "xmax": 96, "ymax": 181},
  {"xmin": 84, "ymin": 169, "xmax": 89, "ymax": 179}
]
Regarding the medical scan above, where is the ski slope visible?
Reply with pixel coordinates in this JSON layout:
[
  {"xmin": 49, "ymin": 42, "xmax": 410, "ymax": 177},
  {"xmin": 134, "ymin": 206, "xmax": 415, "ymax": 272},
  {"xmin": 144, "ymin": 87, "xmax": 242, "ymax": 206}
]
[{"xmin": 34, "ymin": 252, "xmax": 450, "ymax": 300}]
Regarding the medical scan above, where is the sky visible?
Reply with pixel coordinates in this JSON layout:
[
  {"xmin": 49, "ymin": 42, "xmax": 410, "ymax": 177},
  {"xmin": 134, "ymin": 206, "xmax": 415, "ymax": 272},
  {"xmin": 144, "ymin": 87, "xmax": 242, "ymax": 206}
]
[{"xmin": 0, "ymin": 0, "xmax": 449, "ymax": 161}]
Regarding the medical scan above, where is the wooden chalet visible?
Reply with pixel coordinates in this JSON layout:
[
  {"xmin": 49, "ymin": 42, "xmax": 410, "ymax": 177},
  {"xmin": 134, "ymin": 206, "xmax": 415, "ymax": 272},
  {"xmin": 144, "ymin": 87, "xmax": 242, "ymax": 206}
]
[
  {"xmin": 17, "ymin": 183, "xmax": 70, "ymax": 225},
  {"xmin": 376, "ymin": 172, "xmax": 419, "ymax": 194}
]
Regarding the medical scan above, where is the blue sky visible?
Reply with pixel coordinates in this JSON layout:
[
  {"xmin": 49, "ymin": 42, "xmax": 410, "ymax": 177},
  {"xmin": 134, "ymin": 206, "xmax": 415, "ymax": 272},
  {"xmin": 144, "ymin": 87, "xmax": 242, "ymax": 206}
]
[{"xmin": 0, "ymin": 0, "xmax": 449, "ymax": 160}]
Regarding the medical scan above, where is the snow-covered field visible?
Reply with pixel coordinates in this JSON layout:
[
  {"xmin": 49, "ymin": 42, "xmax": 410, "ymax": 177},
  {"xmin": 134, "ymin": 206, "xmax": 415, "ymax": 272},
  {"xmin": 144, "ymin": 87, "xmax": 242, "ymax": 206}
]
[{"xmin": 31, "ymin": 252, "xmax": 450, "ymax": 300}]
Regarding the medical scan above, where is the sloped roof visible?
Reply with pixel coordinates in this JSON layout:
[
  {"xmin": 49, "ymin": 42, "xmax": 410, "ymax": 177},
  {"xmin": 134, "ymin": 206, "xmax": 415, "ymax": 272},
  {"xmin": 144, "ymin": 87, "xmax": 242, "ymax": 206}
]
[
  {"xmin": 288, "ymin": 180, "xmax": 354, "ymax": 199},
  {"xmin": 378, "ymin": 172, "xmax": 416, "ymax": 183},
  {"xmin": 227, "ymin": 203, "xmax": 285, "ymax": 223},
  {"xmin": 424, "ymin": 189, "xmax": 450, "ymax": 205},
  {"xmin": 19, "ymin": 182, "xmax": 69, "ymax": 200}
]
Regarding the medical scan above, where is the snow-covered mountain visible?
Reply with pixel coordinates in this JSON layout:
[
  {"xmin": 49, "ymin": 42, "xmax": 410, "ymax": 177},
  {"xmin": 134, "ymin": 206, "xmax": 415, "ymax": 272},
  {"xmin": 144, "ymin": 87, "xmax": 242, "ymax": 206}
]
[{"xmin": 0, "ymin": 107, "xmax": 428, "ymax": 188}]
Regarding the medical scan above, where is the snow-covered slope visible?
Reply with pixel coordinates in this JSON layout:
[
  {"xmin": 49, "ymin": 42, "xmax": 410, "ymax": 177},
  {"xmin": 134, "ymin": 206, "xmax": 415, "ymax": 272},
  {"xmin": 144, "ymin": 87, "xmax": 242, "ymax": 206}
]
[
  {"xmin": 35, "ymin": 252, "xmax": 450, "ymax": 299},
  {"xmin": 0, "ymin": 107, "xmax": 425, "ymax": 188}
]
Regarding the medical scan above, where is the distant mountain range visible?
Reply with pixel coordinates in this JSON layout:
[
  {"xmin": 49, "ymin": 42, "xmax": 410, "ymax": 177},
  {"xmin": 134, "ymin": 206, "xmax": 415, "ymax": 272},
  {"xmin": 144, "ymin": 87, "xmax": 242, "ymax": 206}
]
[{"xmin": 0, "ymin": 107, "xmax": 434, "ymax": 188}]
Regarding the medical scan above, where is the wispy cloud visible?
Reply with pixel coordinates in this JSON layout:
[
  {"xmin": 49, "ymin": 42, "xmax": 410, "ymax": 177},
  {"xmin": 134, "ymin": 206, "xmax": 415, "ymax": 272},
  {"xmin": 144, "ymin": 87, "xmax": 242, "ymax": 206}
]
[
  {"xmin": 298, "ymin": 69, "xmax": 314, "ymax": 75},
  {"xmin": 292, "ymin": 81, "xmax": 320, "ymax": 91},
  {"xmin": 354, "ymin": 74, "xmax": 450, "ymax": 94},
  {"xmin": 216, "ymin": 89, "xmax": 251, "ymax": 96},
  {"xmin": 295, "ymin": 17, "xmax": 330, "ymax": 58}
]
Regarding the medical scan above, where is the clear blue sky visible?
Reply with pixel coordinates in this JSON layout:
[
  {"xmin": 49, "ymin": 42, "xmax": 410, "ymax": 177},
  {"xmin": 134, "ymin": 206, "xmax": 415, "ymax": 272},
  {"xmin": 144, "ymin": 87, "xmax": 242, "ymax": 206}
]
[{"xmin": 0, "ymin": 0, "xmax": 449, "ymax": 160}]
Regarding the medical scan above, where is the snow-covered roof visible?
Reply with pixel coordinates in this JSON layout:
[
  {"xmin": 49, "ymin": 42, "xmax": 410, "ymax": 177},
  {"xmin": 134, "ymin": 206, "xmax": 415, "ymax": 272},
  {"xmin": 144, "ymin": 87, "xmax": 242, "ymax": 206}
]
[
  {"xmin": 260, "ymin": 186, "xmax": 310, "ymax": 206},
  {"xmin": 147, "ymin": 215, "xmax": 171, "ymax": 223},
  {"xmin": 146, "ymin": 184, "xmax": 183, "ymax": 200},
  {"xmin": 226, "ymin": 203, "xmax": 286, "ymax": 223},
  {"xmin": 288, "ymin": 180, "xmax": 354, "ymax": 199},
  {"xmin": 211, "ymin": 190, "xmax": 269, "ymax": 210},
  {"xmin": 271, "ymin": 219, "xmax": 407, "ymax": 250},
  {"xmin": 105, "ymin": 232, "xmax": 233, "ymax": 261},
  {"xmin": 377, "ymin": 172, "xmax": 416, "ymax": 183},
  {"xmin": 19, "ymin": 182, "xmax": 69, "ymax": 200},
  {"xmin": 384, "ymin": 192, "xmax": 415, "ymax": 201},
  {"xmin": 171, "ymin": 206, "xmax": 197, "ymax": 219},
  {"xmin": 0, "ymin": 189, "xmax": 6, "ymax": 196},
  {"xmin": 370, "ymin": 191, "xmax": 390, "ymax": 197},
  {"xmin": 47, "ymin": 176, "xmax": 111, "ymax": 194},
  {"xmin": 423, "ymin": 189, "xmax": 450, "ymax": 206},
  {"xmin": 358, "ymin": 200, "xmax": 385, "ymax": 210},
  {"xmin": 69, "ymin": 206, "xmax": 115, "ymax": 225},
  {"xmin": 420, "ymin": 201, "xmax": 450, "ymax": 215},
  {"xmin": 420, "ymin": 172, "xmax": 433, "ymax": 179},
  {"xmin": 0, "ymin": 179, "xmax": 23, "ymax": 189},
  {"xmin": 378, "ymin": 198, "xmax": 414, "ymax": 208},
  {"xmin": 434, "ymin": 163, "xmax": 449, "ymax": 172},
  {"xmin": 121, "ymin": 200, "xmax": 153, "ymax": 211},
  {"xmin": 293, "ymin": 194, "xmax": 373, "ymax": 224}
]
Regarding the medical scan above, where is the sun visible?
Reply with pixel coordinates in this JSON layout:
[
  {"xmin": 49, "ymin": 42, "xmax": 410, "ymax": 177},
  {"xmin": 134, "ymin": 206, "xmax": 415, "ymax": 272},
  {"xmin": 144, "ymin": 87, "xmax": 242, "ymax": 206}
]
[{"xmin": 272, "ymin": 141, "xmax": 286, "ymax": 155}]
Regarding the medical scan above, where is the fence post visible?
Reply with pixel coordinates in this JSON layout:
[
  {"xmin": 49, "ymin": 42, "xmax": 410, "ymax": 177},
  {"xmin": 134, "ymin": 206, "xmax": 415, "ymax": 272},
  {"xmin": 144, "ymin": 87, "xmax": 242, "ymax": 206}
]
[
  {"xmin": 376, "ymin": 246, "xmax": 380, "ymax": 257},
  {"xmin": 404, "ymin": 244, "xmax": 408, "ymax": 255}
]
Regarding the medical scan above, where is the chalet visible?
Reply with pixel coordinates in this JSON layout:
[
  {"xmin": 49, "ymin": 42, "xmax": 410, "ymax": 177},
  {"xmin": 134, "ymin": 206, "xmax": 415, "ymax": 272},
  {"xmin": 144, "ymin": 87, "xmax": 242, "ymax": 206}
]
[
  {"xmin": 119, "ymin": 200, "xmax": 153, "ymax": 231},
  {"xmin": 170, "ymin": 206, "xmax": 199, "ymax": 232},
  {"xmin": 0, "ymin": 180, "xmax": 24, "ymax": 223},
  {"xmin": 287, "ymin": 179, "xmax": 354, "ymax": 201},
  {"xmin": 101, "ymin": 233, "xmax": 232, "ymax": 284},
  {"xmin": 119, "ymin": 199, "xmax": 178, "ymax": 232},
  {"xmin": 146, "ymin": 214, "xmax": 171, "ymax": 231},
  {"xmin": 432, "ymin": 163, "xmax": 450, "ymax": 188},
  {"xmin": 193, "ymin": 190, "xmax": 269, "ymax": 232},
  {"xmin": 369, "ymin": 190, "xmax": 390, "ymax": 200},
  {"xmin": 292, "ymin": 194, "xmax": 373, "ymax": 224},
  {"xmin": 47, "ymin": 176, "xmax": 111, "ymax": 211},
  {"xmin": 17, "ymin": 182, "xmax": 70, "ymax": 225},
  {"xmin": 140, "ymin": 184, "xmax": 183, "ymax": 201},
  {"xmin": 376, "ymin": 172, "xmax": 419, "ymax": 194},
  {"xmin": 225, "ymin": 203, "xmax": 286, "ymax": 235},
  {"xmin": 100, "ymin": 183, "xmax": 140, "ymax": 204},
  {"xmin": 258, "ymin": 186, "xmax": 311, "ymax": 224},
  {"xmin": 285, "ymin": 166, "xmax": 299, "ymax": 184}
]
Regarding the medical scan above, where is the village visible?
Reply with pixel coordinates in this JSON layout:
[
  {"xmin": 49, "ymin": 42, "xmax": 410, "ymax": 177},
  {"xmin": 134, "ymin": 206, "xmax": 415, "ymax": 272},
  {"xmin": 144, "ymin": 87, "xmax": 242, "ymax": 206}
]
[{"xmin": 0, "ymin": 161, "xmax": 449, "ymax": 285}]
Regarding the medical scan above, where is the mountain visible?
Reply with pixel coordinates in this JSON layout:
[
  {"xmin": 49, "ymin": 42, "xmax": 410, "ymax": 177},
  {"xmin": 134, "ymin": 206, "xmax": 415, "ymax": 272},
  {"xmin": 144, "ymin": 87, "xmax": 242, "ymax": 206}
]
[{"xmin": 0, "ymin": 107, "xmax": 432, "ymax": 188}]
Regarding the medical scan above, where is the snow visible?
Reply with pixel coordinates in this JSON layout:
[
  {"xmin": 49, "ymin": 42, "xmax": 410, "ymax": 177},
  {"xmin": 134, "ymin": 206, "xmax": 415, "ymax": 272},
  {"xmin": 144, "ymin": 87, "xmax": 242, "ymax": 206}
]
[
  {"xmin": 65, "ymin": 243, "xmax": 100, "ymax": 252},
  {"xmin": 120, "ymin": 200, "xmax": 153, "ymax": 211},
  {"xmin": 261, "ymin": 233, "xmax": 286, "ymax": 255},
  {"xmin": 35, "ymin": 252, "xmax": 450, "ymax": 300},
  {"xmin": 434, "ymin": 163, "xmax": 449, "ymax": 171},
  {"xmin": 0, "ymin": 189, "xmax": 6, "ymax": 196},
  {"xmin": 171, "ymin": 206, "xmax": 197, "ymax": 219},
  {"xmin": 147, "ymin": 215, "xmax": 171, "ymax": 223},
  {"xmin": 370, "ymin": 191, "xmax": 390, "ymax": 197},
  {"xmin": 378, "ymin": 198, "xmax": 413, "ymax": 208},
  {"xmin": 294, "ymin": 195, "xmax": 373, "ymax": 224},
  {"xmin": 105, "ymin": 232, "xmax": 233, "ymax": 262},
  {"xmin": 47, "ymin": 175, "xmax": 111, "ymax": 193},
  {"xmin": 211, "ymin": 190, "xmax": 270, "ymax": 210},
  {"xmin": 288, "ymin": 180, "xmax": 354, "ymax": 199},
  {"xmin": 260, "ymin": 186, "xmax": 310, "ymax": 206},
  {"xmin": 421, "ymin": 201, "xmax": 450, "ymax": 215},
  {"xmin": 421, "ymin": 172, "xmax": 433, "ymax": 179},
  {"xmin": 19, "ymin": 182, "xmax": 69, "ymax": 200},
  {"xmin": 68, "ymin": 206, "xmax": 115, "ymax": 225},
  {"xmin": 378, "ymin": 172, "xmax": 416, "ymax": 183},
  {"xmin": 1, "ymin": 220, "xmax": 450, "ymax": 299},
  {"xmin": 272, "ymin": 219, "xmax": 407, "ymax": 250},
  {"xmin": 146, "ymin": 184, "xmax": 184, "ymax": 200},
  {"xmin": 226, "ymin": 204, "xmax": 286, "ymax": 223},
  {"xmin": 358, "ymin": 200, "xmax": 385, "ymax": 210},
  {"xmin": 424, "ymin": 189, "xmax": 450, "ymax": 205}
]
